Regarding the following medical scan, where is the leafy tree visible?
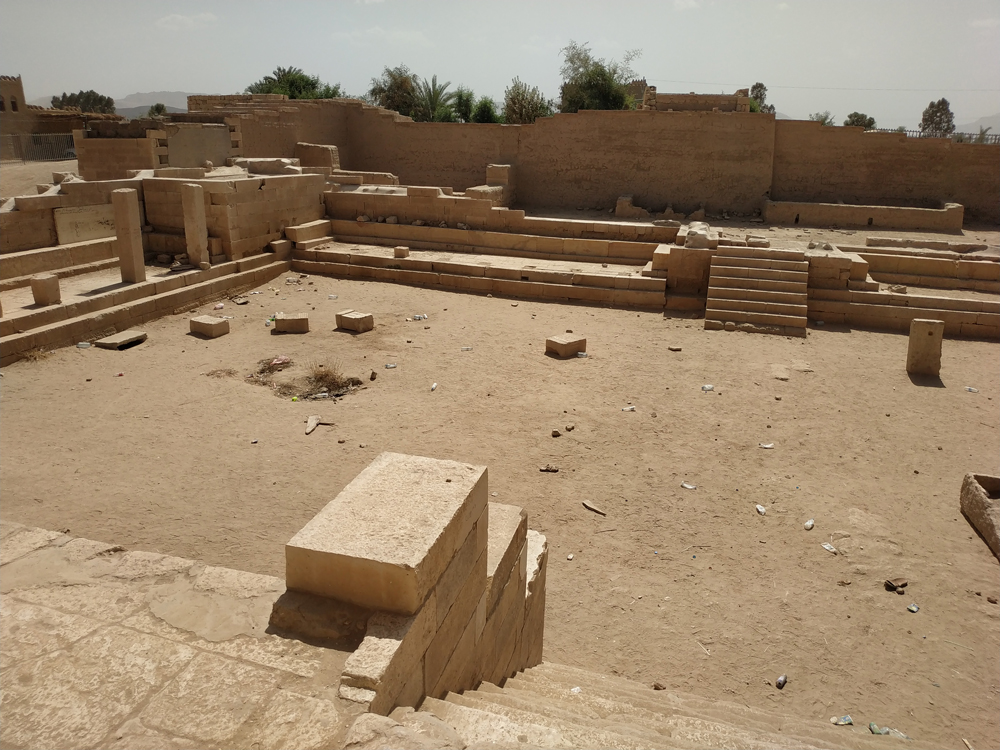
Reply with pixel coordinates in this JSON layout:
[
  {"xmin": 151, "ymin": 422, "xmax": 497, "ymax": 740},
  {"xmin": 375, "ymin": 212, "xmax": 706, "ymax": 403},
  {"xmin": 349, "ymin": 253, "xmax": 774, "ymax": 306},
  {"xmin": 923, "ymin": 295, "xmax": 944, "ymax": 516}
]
[
  {"xmin": 808, "ymin": 110, "xmax": 836, "ymax": 126},
  {"xmin": 895, "ymin": 125, "xmax": 907, "ymax": 133},
  {"xmin": 368, "ymin": 65, "xmax": 420, "ymax": 118},
  {"xmin": 413, "ymin": 75, "xmax": 456, "ymax": 122},
  {"xmin": 245, "ymin": 66, "xmax": 341, "ymax": 99},
  {"xmin": 920, "ymin": 98, "xmax": 955, "ymax": 136},
  {"xmin": 471, "ymin": 96, "xmax": 501, "ymax": 124},
  {"xmin": 453, "ymin": 86, "xmax": 475, "ymax": 123},
  {"xmin": 558, "ymin": 40, "xmax": 641, "ymax": 112},
  {"xmin": 147, "ymin": 103, "xmax": 168, "ymax": 118},
  {"xmin": 503, "ymin": 77, "xmax": 553, "ymax": 124},
  {"xmin": 843, "ymin": 111, "xmax": 875, "ymax": 129},
  {"xmin": 749, "ymin": 82, "xmax": 775, "ymax": 114},
  {"xmin": 51, "ymin": 90, "xmax": 115, "ymax": 114}
]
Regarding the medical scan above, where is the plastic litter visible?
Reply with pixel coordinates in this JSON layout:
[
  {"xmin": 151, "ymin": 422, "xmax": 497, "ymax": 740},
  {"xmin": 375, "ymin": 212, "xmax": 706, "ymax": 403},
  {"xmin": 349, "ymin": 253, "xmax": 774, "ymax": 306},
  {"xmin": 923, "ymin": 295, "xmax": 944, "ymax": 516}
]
[
  {"xmin": 384, "ymin": 363, "xmax": 397, "ymax": 369},
  {"xmin": 214, "ymin": 303, "xmax": 224, "ymax": 310},
  {"xmin": 570, "ymin": 686, "xmax": 581, "ymax": 694},
  {"xmin": 328, "ymin": 294, "xmax": 338, "ymax": 300},
  {"xmin": 759, "ymin": 443, "xmax": 774, "ymax": 449},
  {"xmin": 830, "ymin": 715, "xmax": 853, "ymax": 726},
  {"xmin": 804, "ymin": 519, "xmax": 815, "ymax": 530},
  {"xmin": 622, "ymin": 406, "xmax": 636, "ymax": 412},
  {"xmin": 567, "ymin": 554, "xmax": 574, "ymax": 561},
  {"xmin": 869, "ymin": 723, "xmax": 890, "ymax": 735},
  {"xmin": 965, "ymin": 386, "xmax": 979, "ymax": 393},
  {"xmin": 76, "ymin": 342, "xmax": 91, "ymax": 348},
  {"xmin": 756, "ymin": 504, "xmax": 767, "ymax": 516},
  {"xmin": 907, "ymin": 603, "xmax": 919, "ymax": 613},
  {"xmin": 115, "ymin": 372, "xmax": 124, "ymax": 377},
  {"xmin": 701, "ymin": 384, "xmax": 715, "ymax": 392},
  {"xmin": 681, "ymin": 481, "xmax": 697, "ymax": 490},
  {"xmin": 431, "ymin": 383, "xmax": 438, "ymax": 391},
  {"xmin": 461, "ymin": 346, "xmax": 473, "ymax": 351},
  {"xmin": 576, "ymin": 351, "xmax": 588, "ymax": 358},
  {"xmin": 776, "ymin": 674, "xmax": 787, "ymax": 690},
  {"xmin": 265, "ymin": 320, "xmax": 271, "ymax": 327},
  {"xmin": 413, "ymin": 314, "xmax": 428, "ymax": 320},
  {"xmin": 821, "ymin": 542, "xmax": 838, "ymax": 555}
]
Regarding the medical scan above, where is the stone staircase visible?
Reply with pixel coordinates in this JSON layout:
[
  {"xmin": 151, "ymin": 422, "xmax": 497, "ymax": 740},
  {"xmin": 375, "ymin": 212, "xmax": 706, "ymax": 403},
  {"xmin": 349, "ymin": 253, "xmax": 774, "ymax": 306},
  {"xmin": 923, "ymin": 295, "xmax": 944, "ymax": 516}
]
[
  {"xmin": 705, "ymin": 247, "xmax": 809, "ymax": 336},
  {"xmin": 405, "ymin": 661, "xmax": 929, "ymax": 750}
]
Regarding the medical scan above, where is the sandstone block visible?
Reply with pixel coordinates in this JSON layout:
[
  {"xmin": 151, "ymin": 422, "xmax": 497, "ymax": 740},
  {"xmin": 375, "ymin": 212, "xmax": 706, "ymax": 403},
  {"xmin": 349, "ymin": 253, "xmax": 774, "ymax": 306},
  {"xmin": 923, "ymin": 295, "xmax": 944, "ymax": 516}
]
[
  {"xmin": 486, "ymin": 504, "xmax": 528, "ymax": 617},
  {"xmin": 30, "ymin": 274, "xmax": 61, "ymax": 306},
  {"xmin": 336, "ymin": 309, "xmax": 375, "ymax": 333},
  {"xmin": 545, "ymin": 334, "xmax": 586, "ymax": 358},
  {"xmin": 906, "ymin": 318, "xmax": 944, "ymax": 377},
  {"xmin": 190, "ymin": 315, "xmax": 229, "ymax": 338},
  {"xmin": 274, "ymin": 313, "xmax": 309, "ymax": 333},
  {"xmin": 394, "ymin": 246, "xmax": 410, "ymax": 259},
  {"xmin": 112, "ymin": 188, "xmax": 146, "ymax": 284},
  {"xmin": 285, "ymin": 453, "xmax": 488, "ymax": 614},
  {"xmin": 180, "ymin": 183, "xmax": 209, "ymax": 267},
  {"xmin": 961, "ymin": 473, "xmax": 1000, "ymax": 559}
]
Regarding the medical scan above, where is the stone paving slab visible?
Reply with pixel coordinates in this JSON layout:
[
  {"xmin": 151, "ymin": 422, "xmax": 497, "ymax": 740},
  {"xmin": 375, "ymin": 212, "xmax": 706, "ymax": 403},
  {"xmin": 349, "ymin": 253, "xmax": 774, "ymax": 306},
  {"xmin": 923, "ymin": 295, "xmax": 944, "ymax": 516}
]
[{"xmin": 0, "ymin": 521, "xmax": 363, "ymax": 750}]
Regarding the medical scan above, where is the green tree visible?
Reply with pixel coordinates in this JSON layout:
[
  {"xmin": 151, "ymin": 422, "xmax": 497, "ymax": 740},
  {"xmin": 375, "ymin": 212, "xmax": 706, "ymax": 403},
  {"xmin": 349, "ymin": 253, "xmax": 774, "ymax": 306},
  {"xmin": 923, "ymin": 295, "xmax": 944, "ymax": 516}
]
[
  {"xmin": 503, "ymin": 77, "xmax": 553, "ymax": 124},
  {"xmin": 146, "ymin": 103, "xmax": 168, "ymax": 118},
  {"xmin": 453, "ymin": 86, "xmax": 475, "ymax": 123},
  {"xmin": 471, "ymin": 96, "xmax": 501, "ymax": 124},
  {"xmin": 920, "ymin": 98, "xmax": 955, "ymax": 136},
  {"xmin": 245, "ymin": 66, "xmax": 341, "ymax": 99},
  {"xmin": 808, "ymin": 110, "xmax": 836, "ymax": 126},
  {"xmin": 974, "ymin": 126, "xmax": 993, "ymax": 144},
  {"xmin": 368, "ymin": 64, "xmax": 420, "ymax": 118},
  {"xmin": 749, "ymin": 82, "xmax": 775, "ymax": 114},
  {"xmin": 558, "ymin": 40, "xmax": 641, "ymax": 113},
  {"xmin": 843, "ymin": 111, "xmax": 876, "ymax": 129},
  {"xmin": 413, "ymin": 75, "xmax": 457, "ymax": 122},
  {"xmin": 51, "ymin": 90, "xmax": 115, "ymax": 114}
]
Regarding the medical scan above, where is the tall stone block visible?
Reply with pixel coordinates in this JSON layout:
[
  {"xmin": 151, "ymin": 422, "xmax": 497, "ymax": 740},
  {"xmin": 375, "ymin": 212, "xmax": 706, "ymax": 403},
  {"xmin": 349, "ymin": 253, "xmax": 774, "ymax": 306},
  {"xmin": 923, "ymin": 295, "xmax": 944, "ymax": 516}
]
[
  {"xmin": 180, "ymin": 183, "xmax": 209, "ymax": 267},
  {"xmin": 906, "ymin": 318, "xmax": 944, "ymax": 376},
  {"xmin": 111, "ymin": 188, "xmax": 146, "ymax": 283}
]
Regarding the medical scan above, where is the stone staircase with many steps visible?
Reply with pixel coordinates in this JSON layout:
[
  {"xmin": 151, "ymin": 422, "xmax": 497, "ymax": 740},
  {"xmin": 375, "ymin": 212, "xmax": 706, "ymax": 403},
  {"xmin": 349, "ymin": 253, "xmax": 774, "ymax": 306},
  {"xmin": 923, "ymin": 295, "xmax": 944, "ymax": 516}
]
[
  {"xmin": 705, "ymin": 247, "xmax": 809, "ymax": 336},
  {"xmin": 395, "ymin": 661, "xmax": 930, "ymax": 750}
]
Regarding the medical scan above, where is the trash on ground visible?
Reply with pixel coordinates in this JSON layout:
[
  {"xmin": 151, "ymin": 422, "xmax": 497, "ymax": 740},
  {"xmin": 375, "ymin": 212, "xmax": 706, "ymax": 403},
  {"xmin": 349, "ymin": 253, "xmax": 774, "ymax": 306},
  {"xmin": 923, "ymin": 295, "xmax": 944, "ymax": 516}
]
[
  {"xmin": 759, "ymin": 443, "xmax": 774, "ymax": 449},
  {"xmin": 214, "ymin": 303, "xmax": 224, "ymax": 309},
  {"xmin": 830, "ymin": 715, "xmax": 853, "ymax": 726},
  {"xmin": 570, "ymin": 686, "xmax": 581, "ymax": 693},
  {"xmin": 306, "ymin": 415, "xmax": 321, "ymax": 435},
  {"xmin": 776, "ymin": 674, "xmax": 787, "ymax": 690},
  {"xmin": 431, "ymin": 382, "xmax": 437, "ymax": 391},
  {"xmin": 250, "ymin": 439, "xmax": 258, "ymax": 444},
  {"xmin": 756, "ymin": 504, "xmax": 767, "ymax": 516},
  {"xmin": 461, "ymin": 346, "xmax": 473, "ymax": 351},
  {"xmin": 821, "ymin": 542, "xmax": 838, "ymax": 555},
  {"xmin": 668, "ymin": 346, "xmax": 682, "ymax": 352},
  {"xmin": 328, "ymin": 294, "xmax": 338, "ymax": 300},
  {"xmin": 681, "ymin": 481, "xmax": 697, "ymax": 490},
  {"xmin": 965, "ymin": 386, "xmax": 979, "ymax": 393},
  {"xmin": 885, "ymin": 578, "xmax": 908, "ymax": 594},
  {"xmin": 567, "ymin": 554, "xmax": 574, "ymax": 561},
  {"xmin": 804, "ymin": 519, "xmax": 815, "ymax": 530},
  {"xmin": 869, "ymin": 723, "xmax": 890, "ymax": 735},
  {"xmin": 576, "ymin": 352, "xmax": 588, "ymax": 358},
  {"xmin": 540, "ymin": 464, "xmax": 559, "ymax": 473},
  {"xmin": 701, "ymin": 384, "xmax": 715, "ymax": 392},
  {"xmin": 622, "ymin": 406, "xmax": 636, "ymax": 412},
  {"xmin": 76, "ymin": 342, "xmax": 91, "ymax": 348},
  {"xmin": 582, "ymin": 501, "xmax": 607, "ymax": 516},
  {"xmin": 385, "ymin": 363, "xmax": 397, "ymax": 369},
  {"xmin": 907, "ymin": 603, "xmax": 920, "ymax": 613},
  {"xmin": 115, "ymin": 372, "xmax": 125, "ymax": 377}
]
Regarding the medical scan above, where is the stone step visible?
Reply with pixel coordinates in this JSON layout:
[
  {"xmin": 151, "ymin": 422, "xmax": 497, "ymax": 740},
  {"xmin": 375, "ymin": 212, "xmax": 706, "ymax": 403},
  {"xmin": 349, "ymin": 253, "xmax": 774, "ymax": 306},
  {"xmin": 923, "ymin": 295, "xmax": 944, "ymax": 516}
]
[
  {"xmin": 705, "ymin": 297, "xmax": 808, "ymax": 318},
  {"xmin": 285, "ymin": 218, "xmax": 332, "ymax": 243},
  {"xmin": 714, "ymin": 246, "xmax": 807, "ymax": 262},
  {"xmin": 704, "ymin": 307, "xmax": 808, "ymax": 328},
  {"xmin": 709, "ymin": 264, "xmax": 809, "ymax": 283},
  {"xmin": 710, "ymin": 255, "xmax": 809, "ymax": 272},
  {"xmin": 294, "ymin": 235, "xmax": 335, "ymax": 250},
  {"xmin": 707, "ymin": 286, "xmax": 808, "ymax": 305},
  {"xmin": 707, "ymin": 275, "xmax": 806, "ymax": 293},
  {"xmin": 0, "ymin": 257, "xmax": 121, "ymax": 293}
]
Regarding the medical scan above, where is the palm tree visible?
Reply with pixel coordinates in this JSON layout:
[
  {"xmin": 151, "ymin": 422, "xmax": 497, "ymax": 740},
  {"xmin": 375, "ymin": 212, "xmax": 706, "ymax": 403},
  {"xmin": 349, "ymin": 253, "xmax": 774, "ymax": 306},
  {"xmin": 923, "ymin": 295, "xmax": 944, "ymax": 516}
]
[{"xmin": 414, "ymin": 75, "xmax": 456, "ymax": 122}]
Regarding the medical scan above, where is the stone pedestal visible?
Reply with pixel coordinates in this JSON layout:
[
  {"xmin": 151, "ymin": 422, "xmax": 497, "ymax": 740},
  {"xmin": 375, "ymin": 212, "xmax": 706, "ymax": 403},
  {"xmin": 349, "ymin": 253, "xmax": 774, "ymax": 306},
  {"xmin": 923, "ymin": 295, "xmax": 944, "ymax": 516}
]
[
  {"xmin": 30, "ymin": 274, "xmax": 61, "ymax": 305},
  {"xmin": 906, "ymin": 318, "xmax": 944, "ymax": 376}
]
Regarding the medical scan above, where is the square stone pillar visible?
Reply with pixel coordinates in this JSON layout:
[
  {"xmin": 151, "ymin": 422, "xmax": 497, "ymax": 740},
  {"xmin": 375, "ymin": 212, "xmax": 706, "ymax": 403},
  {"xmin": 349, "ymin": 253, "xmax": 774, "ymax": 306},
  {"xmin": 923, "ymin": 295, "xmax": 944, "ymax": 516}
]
[
  {"xmin": 111, "ymin": 189, "xmax": 146, "ymax": 284},
  {"xmin": 180, "ymin": 183, "xmax": 209, "ymax": 268},
  {"xmin": 906, "ymin": 318, "xmax": 944, "ymax": 376},
  {"xmin": 30, "ymin": 274, "xmax": 61, "ymax": 305}
]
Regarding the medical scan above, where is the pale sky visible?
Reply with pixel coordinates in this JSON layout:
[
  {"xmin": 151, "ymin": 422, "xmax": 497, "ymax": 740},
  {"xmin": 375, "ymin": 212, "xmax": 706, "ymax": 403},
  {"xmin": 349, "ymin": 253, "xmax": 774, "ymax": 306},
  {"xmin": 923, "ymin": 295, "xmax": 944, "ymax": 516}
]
[{"xmin": 2, "ymin": 0, "xmax": 999, "ymax": 129}]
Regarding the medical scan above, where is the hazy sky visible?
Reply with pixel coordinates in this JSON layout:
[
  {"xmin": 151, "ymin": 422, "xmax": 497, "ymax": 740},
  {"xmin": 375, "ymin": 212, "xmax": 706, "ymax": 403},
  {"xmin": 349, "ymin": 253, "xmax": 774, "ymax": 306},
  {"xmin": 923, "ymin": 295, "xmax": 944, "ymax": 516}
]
[{"xmin": 2, "ymin": 0, "xmax": 998, "ymax": 128}]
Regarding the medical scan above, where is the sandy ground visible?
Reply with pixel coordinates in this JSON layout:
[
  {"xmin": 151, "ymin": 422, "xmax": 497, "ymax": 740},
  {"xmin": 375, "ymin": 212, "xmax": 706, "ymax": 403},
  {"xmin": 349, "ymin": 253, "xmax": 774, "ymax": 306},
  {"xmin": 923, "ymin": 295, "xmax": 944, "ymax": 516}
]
[
  {"xmin": 0, "ymin": 159, "xmax": 78, "ymax": 200},
  {"xmin": 1, "ymin": 269, "xmax": 998, "ymax": 748}
]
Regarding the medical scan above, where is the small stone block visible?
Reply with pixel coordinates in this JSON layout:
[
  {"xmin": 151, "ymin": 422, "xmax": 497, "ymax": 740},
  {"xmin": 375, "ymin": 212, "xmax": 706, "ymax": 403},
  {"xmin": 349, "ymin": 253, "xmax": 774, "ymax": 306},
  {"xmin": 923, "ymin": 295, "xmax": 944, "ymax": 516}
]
[
  {"xmin": 30, "ymin": 274, "xmax": 61, "ymax": 305},
  {"xmin": 190, "ymin": 315, "xmax": 230, "ymax": 338},
  {"xmin": 95, "ymin": 330, "xmax": 147, "ymax": 350},
  {"xmin": 906, "ymin": 318, "xmax": 944, "ymax": 377},
  {"xmin": 545, "ymin": 334, "xmax": 586, "ymax": 358},
  {"xmin": 336, "ymin": 309, "xmax": 375, "ymax": 333},
  {"xmin": 275, "ymin": 313, "xmax": 310, "ymax": 333},
  {"xmin": 394, "ymin": 246, "xmax": 410, "ymax": 258}
]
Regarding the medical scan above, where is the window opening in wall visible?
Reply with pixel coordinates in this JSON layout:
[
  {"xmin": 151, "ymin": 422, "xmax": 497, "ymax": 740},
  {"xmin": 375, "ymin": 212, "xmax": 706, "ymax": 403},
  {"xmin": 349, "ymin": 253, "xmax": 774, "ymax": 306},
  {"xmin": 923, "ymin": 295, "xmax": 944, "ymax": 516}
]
[
  {"xmin": 868, "ymin": 217, "xmax": 873, "ymax": 225},
  {"xmin": 10, "ymin": 96, "xmax": 18, "ymax": 112}
]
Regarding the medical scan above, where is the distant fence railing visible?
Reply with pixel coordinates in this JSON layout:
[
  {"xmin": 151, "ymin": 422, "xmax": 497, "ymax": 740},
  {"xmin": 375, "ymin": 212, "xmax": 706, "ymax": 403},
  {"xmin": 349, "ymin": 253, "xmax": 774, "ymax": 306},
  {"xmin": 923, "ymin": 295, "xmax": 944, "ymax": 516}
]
[
  {"xmin": 868, "ymin": 128, "xmax": 1000, "ymax": 145},
  {"xmin": 0, "ymin": 134, "xmax": 77, "ymax": 163}
]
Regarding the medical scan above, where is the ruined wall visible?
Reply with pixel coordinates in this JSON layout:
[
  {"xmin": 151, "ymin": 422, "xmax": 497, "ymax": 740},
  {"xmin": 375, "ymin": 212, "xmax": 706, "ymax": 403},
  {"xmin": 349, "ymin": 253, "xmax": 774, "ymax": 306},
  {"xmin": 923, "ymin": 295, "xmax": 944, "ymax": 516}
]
[{"xmin": 771, "ymin": 120, "xmax": 1000, "ymax": 221}]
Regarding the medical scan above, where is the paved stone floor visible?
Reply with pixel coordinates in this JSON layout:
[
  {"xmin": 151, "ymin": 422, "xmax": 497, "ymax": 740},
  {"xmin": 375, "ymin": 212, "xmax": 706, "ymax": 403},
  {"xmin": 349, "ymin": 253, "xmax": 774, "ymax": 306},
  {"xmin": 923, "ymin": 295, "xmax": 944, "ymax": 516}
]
[{"xmin": 0, "ymin": 521, "xmax": 361, "ymax": 750}]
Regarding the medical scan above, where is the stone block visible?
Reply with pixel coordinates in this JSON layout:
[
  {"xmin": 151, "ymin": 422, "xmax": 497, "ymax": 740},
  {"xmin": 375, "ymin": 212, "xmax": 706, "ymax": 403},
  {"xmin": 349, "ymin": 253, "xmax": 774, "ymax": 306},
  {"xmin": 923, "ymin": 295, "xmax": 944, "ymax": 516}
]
[
  {"xmin": 336, "ymin": 309, "xmax": 375, "ymax": 333},
  {"xmin": 545, "ymin": 334, "xmax": 586, "ymax": 358},
  {"xmin": 905, "ymin": 318, "xmax": 944, "ymax": 377},
  {"xmin": 274, "ymin": 313, "xmax": 309, "ymax": 333},
  {"xmin": 285, "ymin": 219, "xmax": 332, "ymax": 243},
  {"xmin": 30, "ymin": 274, "xmax": 61, "ymax": 306},
  {"xmin": 285, "ymin": 453, "xmax": 488, "ymax": 614},
  {"xmin": 95, "ymin": 330, "xmax": 147, "ymax": 350},
  {"xmin": 485, "ymin": 504, "xmax": 528, "ymax": 617},
  {"xmin": 520, "ymin": 530, "xmax": 548, "ymax": 668},
  {"xmin": 961, "ymin": 473, "xmax": 1000, "ymax": 559},
  {"xmin": 112, "ymin": 188, "xmax": 146, "ymax": 284},
  {"xmin": 180, "ymin": 183, "xmax": 209, "ymax": 267},
  {"xmin": 190, "ymin": 315, "xmax": 229, "ymax": 338},
  {"xmin": 394, "ymin": 246, "xmax": 410, "ymax": 259}
]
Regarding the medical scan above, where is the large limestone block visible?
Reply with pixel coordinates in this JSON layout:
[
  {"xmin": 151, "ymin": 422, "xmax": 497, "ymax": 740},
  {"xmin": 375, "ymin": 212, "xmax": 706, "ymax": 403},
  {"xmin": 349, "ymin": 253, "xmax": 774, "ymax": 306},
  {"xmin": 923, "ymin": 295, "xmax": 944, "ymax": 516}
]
[
  {"xmin": 545, "ymin": 334, "xmax": 586, "ymax": 358},
  {"xmin": 190, "ymin": 315, "xmax": 229, "ymax": 338},
  {"xmin": 180, "ymin": 183, "xmax": 209, "ymax": 267},
  {"xmin": 485, "ymin": 504, "xmax": 528, "ymax": 617},
  {"xmin": 274, "ymin": 312, "xmax": 309, "ymax": 333},
  {"xmin": 30, "ymin": 274, "xmax": 61, "ymax": 305},
  {"xmin": 520, "ymin": 529, "xmax": 548, "ymax": 668},
  {"xmin": 684, "ymin": 221, "xmax": 719, "ymax": 249},
  {"xmin": 111, "ymin": 188, "xmax": 146, "ymax": 284},
  {"xmin": 961, "ymin": 473, "xmax": 1000, "ymax": 559},
  {"xmin": 286, "ymin": 453, "xmax": 488, "ymax": 614},
  {"xmin": 294, "ymin": 142, "xmax": 341, "ymax": 170},
  {"xmin": 906, "ymin": 318, "xmax": 944, "ymax": 376},
  {"xmin": 336, "ymin": 309, "xmax": 374, "ymax": 333}
]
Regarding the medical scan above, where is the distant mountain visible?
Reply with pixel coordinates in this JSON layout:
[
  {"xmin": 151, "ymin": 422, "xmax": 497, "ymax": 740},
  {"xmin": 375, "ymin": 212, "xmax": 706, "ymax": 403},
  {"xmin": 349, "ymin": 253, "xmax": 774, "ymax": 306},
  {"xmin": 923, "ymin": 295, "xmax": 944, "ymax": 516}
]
[
  {"xmin": 955, "ymin": 113, "xmax": 1000, "ymax": 134},
  {"xmin": 114, "ymin": 91, "xmax": 200, "ymax": 110},
  {"xmin": 775, "ymin": 111, "xmax": 793, "ymax": 120},
  {"xmin": 116, "ymin": 104, "xmax": 187, "ymax": 120}
]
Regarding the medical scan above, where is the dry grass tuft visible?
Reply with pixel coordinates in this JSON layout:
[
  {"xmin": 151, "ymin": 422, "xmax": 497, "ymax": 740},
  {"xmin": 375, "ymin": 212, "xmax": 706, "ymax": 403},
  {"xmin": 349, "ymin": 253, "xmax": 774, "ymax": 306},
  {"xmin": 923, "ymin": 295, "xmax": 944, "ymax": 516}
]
[
  {"xmin": 20, "ymin": 348, "xmax": 52, "ymax": 362},
  {"xmin": 205, "ymin": 368, "xmax": 238, "ymax": 378},
  {"xmin": 308, "ymin": 362, "xmax": 354, "ymax": 393}
]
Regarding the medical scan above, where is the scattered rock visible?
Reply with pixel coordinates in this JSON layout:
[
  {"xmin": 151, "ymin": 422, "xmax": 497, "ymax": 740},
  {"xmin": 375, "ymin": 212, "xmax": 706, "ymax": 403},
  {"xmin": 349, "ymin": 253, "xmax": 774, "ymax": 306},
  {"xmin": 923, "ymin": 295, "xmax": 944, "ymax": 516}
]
[
  {"xmin": 667, "ymin": 346, "xmax": 682, "ymax": 352},
  {"xmin": 565, "ymin": 424, "xmax": 575, "ymax": 432},
  {"xmin": 357, "ymin": 214, "xmax": 370, "ymax": 222},
  {"xmin": 540, "ymin": 464, "xmax": 559, "ymax": 473},
  {"xmin": 306, "ymin": 415, "xmax": 321, "ymax": 435},
  {"xmin": 370, "ymin": 370, "xmax": 377, "ymax": 381},
  {"xmin": 653, "ymin": 682, "xmax": 666, "ymax": 690},
  {"xmin": 551, "ymin": 429, "xmax": 561, "ymax": 437},
  {"xmin": 989, "ymin": 596, "xmax": 998, "ymax": 604},
  {"xmin": 885, "ymin": 578, "xmax": 908, "ymax": 594}
]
